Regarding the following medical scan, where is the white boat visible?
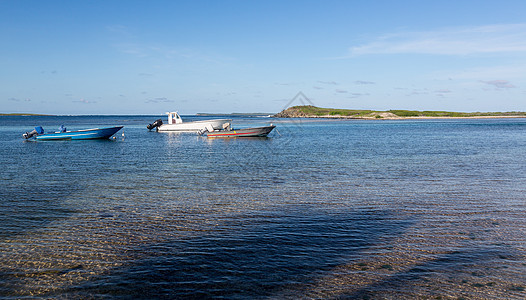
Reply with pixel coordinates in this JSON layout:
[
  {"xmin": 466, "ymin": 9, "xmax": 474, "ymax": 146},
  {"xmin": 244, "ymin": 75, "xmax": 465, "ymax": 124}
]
[{"xmin": 147, "ymin": 112, "xmax": 231, "ymax": 132}]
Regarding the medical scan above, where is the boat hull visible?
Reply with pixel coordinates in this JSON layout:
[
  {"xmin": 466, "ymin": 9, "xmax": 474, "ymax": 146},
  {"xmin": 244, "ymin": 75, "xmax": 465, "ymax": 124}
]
[
  {"xmin": 206, "ymin": 125, "xmax": 275, "ymax": 138},
  {"xmin": 35, "ymin": 126, "xmax": 123, "ymax": 140},
  {"xmin": 157, "ymin": 119, "xmax": 231, "ymax": 132}
]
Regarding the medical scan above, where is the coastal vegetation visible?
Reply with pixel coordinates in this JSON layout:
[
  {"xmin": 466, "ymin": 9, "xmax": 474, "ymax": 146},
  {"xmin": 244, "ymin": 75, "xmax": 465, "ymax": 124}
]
[
  {"xmin": 274, "ymin": 105, "xmax": 526, "ymax": 119},
  {"xmin": 387, "ymin": 110, "xmax": 526, "ymax": 117}
]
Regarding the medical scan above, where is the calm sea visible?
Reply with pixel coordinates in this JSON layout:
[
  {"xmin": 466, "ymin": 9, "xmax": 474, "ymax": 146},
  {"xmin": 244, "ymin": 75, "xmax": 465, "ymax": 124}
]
[{"xmin": 0, "ymin": 115, "xmax": 525, "ymax": 299}]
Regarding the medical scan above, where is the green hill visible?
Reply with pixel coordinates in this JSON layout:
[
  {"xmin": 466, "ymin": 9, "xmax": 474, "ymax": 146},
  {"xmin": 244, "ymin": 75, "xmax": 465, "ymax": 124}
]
[{"xmin": 274, "ymin": 105, "xmax": 526, "ymax": 119}]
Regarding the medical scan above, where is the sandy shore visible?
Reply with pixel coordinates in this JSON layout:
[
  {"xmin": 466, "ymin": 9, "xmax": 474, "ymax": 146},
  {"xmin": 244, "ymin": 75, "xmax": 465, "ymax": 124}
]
[{"xmin": 287, "ymin": 114, "xmax": 526, "ymax": 120}]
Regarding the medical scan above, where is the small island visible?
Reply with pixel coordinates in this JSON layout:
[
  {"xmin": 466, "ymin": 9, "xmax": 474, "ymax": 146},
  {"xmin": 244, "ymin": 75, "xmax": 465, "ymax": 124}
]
[{"xmin": 274, "ymin": 105, "xmax": 526, "ymax": 119}]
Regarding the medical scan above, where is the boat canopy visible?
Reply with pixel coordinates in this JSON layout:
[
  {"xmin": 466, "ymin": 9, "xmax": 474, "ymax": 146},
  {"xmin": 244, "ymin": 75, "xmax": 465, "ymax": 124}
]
[{"xmin": 167, "ymin": 112, "xmax": 183, "ymax": 124}]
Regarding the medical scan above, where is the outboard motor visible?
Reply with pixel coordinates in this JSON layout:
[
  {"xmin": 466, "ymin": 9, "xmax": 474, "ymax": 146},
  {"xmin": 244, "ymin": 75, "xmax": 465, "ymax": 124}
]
[
  {"xmin": 147, "ymin": 119, "xmax": 163, "ymax": 131},
  {"xmin": 23, "ymin": 126, "xmax": 44, "ymax": 139}
]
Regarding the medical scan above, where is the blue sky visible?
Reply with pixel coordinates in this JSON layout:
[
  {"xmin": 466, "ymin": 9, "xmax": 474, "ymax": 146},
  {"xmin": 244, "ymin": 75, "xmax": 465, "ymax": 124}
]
[{"xmin": 2, "ymin": 0, "xmax": 526, "ymax": 114}]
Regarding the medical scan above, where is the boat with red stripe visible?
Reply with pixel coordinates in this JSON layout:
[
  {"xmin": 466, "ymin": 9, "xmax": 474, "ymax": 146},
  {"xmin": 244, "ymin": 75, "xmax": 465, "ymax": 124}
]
[{"xmin": 203, "ymin": 124, "xmax": 276, "ymax": 138}]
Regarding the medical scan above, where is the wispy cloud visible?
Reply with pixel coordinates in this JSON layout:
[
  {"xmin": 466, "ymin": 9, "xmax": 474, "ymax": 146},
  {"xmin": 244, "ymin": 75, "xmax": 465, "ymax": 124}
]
[
  {"xmin": 106, "ymin": 25, "xmax": 135, "ymax": 39},
  {"xmin": 116, "ymin": 43, "xmax": 149, "ymax": 57},
  {"xmin": 317, "ymin": 81, "xmax": 339, "ymax": 85},
  {"xmin": 480, "ymin": 80, "xmax": 516, "ymax": 89},
  {"xmin": 114, "ymin": 41, "xmax": 230, "ymax": 65},
  {"xmin": 354, "ymin": 80, "xmax": 375, "ymax": 85},
  {"xmin": 350, "ymin": 24, "xmax": 526, "ymax": 56},
  {"xmin": 8, "ymin": 97, "xmax": 31, "ymax": 102},
  {"xmin": 145, "ymin": 97, "xmax": 175, "ymax": 103},
  {"xmin": 435, "ymin": 89, "xmax": 452, "ymax": 97},
  {"xmin": 73, "ymin": 99, "xmax": 96, "ymax": 104},
  {"xmin": 438, "ymin": 63, "xmax": 526, "ymax": 84},
  {"xmin": 407, "ymin": 89, "xmax": 430, "ymax": 96},
  {"xmin": 349, "ymin": 93, "xmax": 369, "ymax": 98}
]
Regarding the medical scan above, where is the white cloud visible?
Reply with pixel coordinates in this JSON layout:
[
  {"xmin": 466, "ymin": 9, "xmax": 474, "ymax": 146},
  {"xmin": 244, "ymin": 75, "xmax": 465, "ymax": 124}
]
[{"xmin": 350, "ymin": 24, "xmax": 526, "ymax": 56}]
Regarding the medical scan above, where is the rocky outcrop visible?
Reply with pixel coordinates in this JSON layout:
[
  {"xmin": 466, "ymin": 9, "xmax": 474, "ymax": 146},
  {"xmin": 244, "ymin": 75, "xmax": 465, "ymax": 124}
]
[
  {"xmin": 273, "ymin": 106, "xmax": 311, "ymax": 118},
  {"xmin": 363, "ymin": 112, "xmax": 401, "ymax": 119}
]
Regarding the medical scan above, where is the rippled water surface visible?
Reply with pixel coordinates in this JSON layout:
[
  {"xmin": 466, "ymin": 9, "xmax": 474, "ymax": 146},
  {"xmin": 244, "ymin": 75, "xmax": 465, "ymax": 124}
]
[{"xmin": 1, "ymin": 115, "xmax": 525, "ymax": 299}]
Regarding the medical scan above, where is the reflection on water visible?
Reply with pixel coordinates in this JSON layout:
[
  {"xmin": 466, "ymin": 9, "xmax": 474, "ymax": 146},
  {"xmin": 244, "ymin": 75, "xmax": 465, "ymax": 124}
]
[{"xmin": 0, "ymin": 116, "xmax": 525, "ymax": 298}]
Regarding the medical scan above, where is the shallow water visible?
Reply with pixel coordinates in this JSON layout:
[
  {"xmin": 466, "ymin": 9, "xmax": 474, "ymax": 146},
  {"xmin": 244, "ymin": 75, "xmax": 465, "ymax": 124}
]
[{"xmin": 0, "ymin": 116, "xmax": 525, "ymax": 299}]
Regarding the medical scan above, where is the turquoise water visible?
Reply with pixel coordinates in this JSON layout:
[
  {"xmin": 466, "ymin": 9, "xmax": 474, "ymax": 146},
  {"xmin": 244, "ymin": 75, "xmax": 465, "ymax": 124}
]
[{"xmin": 1, "ymin": 116, "xmax": 525, "ymax": 298}]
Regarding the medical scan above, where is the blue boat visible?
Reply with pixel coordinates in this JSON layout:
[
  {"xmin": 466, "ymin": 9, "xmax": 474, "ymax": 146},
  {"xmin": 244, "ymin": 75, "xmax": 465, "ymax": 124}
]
[{"xmin": 23, "ymin": 126, "xmax": 123, "ymax": 140}]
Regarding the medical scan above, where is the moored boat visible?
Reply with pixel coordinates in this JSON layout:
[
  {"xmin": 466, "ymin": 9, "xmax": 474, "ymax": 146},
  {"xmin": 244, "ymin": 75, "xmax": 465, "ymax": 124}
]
[
  {"xmin": 23, "ymin": 126, "xmax": 123, "ymax": 140},
  {"xmin": 204, "ymin": 125, "xmax": 276, "ymax": 138},
  {"xmin": 147, "ymin": 112, "xmax": 231, "ymax": 132}
]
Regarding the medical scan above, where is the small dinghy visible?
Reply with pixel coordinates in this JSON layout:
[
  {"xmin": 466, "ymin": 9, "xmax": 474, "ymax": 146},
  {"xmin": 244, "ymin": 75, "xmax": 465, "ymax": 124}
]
[
  {"xmin": 23, "ymin": 125, "xmax": 123, "ymax": 140},
  {"xmin": 200, "ymin": 123, "xmax": 276, "ymax": 138}
]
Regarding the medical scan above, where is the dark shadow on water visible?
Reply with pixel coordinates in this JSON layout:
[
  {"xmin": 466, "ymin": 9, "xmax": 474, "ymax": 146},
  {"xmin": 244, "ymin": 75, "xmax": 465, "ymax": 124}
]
[
  {"xmin": 53, "ymin": 209, "xmax": 413, "ymax": 299},
  {"xmin": 346, "ymin": 247, "xmax": 519, "ymax": 299}
]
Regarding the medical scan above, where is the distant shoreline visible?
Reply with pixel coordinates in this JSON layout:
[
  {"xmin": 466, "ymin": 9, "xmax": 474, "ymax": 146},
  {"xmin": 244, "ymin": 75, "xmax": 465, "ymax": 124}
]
[
  {"xmin": 392, "ymin": 115, "xmax": 526, "ymax": 119},
  {"xmin": 279, "ymin": 114, "xmax": 526, "ymax": 120},
  {"xmin": 274, "ymin": 106, "xmax": 526, "ymax": 120},
  {"xmin": 3, "ymin": 110, "xmax": 525, "ymax": 119},
  {"xmin": 0, "ymin": 113, "xmax": 52, "ymax": 116}
]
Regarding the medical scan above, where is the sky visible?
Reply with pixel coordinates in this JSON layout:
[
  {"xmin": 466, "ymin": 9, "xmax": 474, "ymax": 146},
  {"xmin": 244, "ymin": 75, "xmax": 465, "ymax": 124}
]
[{"xmin": 1, "ymin": 0, "xmax": 526, "ymax": 115}]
